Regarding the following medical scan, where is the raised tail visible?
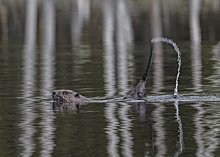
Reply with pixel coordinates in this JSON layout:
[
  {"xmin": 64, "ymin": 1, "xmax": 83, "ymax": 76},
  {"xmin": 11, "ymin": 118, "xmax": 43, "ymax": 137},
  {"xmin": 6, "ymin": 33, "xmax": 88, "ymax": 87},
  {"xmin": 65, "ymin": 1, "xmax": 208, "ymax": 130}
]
[
  {"xmin": 141, "ymin": 43, "xmax": 153, "ymax": 81},
  {"xmin": 126, "ymin": 43, "xmax": 153, "ymax": 99}
]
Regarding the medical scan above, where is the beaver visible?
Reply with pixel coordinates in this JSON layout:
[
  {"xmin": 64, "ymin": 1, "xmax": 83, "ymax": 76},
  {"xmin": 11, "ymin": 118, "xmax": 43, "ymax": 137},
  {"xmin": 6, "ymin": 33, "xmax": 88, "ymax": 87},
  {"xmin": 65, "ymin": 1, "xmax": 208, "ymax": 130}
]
[
  {"xmin": 52, "ymin": 89, "xmax": 90, "ymax": 111},
  {"xmin": 52, "ymin": 44, "xmax": 153, "ymax": 105},
  {"xmin": 52, "ymin": 89, "xmax": 90, "ymax": 104}
]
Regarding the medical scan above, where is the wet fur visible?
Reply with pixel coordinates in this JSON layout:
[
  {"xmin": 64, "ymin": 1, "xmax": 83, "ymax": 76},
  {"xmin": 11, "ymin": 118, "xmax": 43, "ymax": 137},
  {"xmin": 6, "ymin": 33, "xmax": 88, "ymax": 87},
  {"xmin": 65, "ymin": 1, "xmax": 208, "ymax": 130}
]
[{"xmin": 52, "ymin": 89, "xmax": 90, "ymax": 104}]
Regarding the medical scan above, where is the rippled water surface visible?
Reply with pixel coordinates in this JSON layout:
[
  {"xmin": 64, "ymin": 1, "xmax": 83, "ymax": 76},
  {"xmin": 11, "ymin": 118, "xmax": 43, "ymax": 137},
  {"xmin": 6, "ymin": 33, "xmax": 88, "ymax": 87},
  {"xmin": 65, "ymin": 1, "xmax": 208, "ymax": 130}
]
[{"xmin": 1, "ymin": 0, "xmax": 220, "ymax": 156}]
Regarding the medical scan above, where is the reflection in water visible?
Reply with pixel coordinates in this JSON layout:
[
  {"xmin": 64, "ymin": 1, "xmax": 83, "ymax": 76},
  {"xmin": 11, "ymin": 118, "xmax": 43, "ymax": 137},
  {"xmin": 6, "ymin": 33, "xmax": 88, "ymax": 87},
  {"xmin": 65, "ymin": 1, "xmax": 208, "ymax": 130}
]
[
  {"xmin": 174, "ymin": 101, "xmax": 184, "ymax": 156},
  {"xmin": 190, "ymin": 0, "xmax": 202, "ymax": 92},
  {"xmin": 71, "ymin": 0, "xmax": 90, "ymax": 43},
  {"xmin": 151, "ymin": 0, "xmax": 163, "ymax": 94},
  {"xmin": 118, "ymin": 103, "xmax": 133, "ymax": 157},
  {"xmin": 202, "ymin": 107, "xmax": 220, "ymax": 157},
  {"xmin": 0, "ymin": 3, "xmax": 8, "ymax": 43},
  {"xmin": 152, "ymin": 103, "xmax": 166, "ymax": 157},
  {"xmin": 71, "ymin": 0, "xmax": 91, "ymax": 75},
  {"xmin": 103, "ymin": 0, "xmax": 115, "ymax": 97},
  {"xmin": 40, "ymin": 0, "xmax": 56, "ymax": 156},
  {"xmin": 131, "ymin": 102, "xmax": 147, "ymax": 121},
  {"xmin": 0, "ymin": 2, "xmax": 9, "ymax": 63},
  {"xmin": 117, "ymin": 0, "xmax": 133, "ymax": 95},
  {"xmin": 194, "ymin": 103, "xmax": 205, "ymax": 156},
  {"xmin": 210, "ymin": 42, "xmax": 220, "ymax": 86},
  {"xmin": 105, "ymin": 103, "xmax": 119, "ymax": 157},
  {"xmin": 150, "ymin": 0, "xmax": 166, "ymax": 156},
  {"xmin": 202, "ymin": 27, "xmax": 220, "ymax": 157},
  {"xmin": 2, "ymin": 0, "xmax": 220, "ymax": 156},
  {"xmin": 189, "ymin": 0, "xmax": 206, "ymax": 156},
  {"xmin": 190, "ymin": 1, "xmax": 220, "ymax": 156},
  {"xmin": 19, "ymin": 0, "xmax": 37, "ymax": 156},
  {"xmin": 194, "ymin": 102, "xmax": 220, "ymax": 157},
  {"xmin": 210, "ymin": 41, "xmax": 220, "ymax": 94},
  {"xmin": 151, "ymin": 2, "xmax": 184, "ymax": 156},
  {"xmin": 104, "ymin": 0, "xmax": 133, "ymax": 156},
  {"xmin": 116, "ymin": 0, "xmax": 133, "ymax": 156},
  {"xmin": 103, "ymin": 0, "xmax": 119, "ymax": 156}
]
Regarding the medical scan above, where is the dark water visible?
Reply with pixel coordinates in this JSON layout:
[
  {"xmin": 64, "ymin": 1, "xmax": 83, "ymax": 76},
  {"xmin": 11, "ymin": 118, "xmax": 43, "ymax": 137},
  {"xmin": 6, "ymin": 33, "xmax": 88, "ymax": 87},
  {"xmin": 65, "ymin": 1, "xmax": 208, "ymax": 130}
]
[{"xmin": 1, "ymin": 0, "xmax": 220, "ymax": 156}]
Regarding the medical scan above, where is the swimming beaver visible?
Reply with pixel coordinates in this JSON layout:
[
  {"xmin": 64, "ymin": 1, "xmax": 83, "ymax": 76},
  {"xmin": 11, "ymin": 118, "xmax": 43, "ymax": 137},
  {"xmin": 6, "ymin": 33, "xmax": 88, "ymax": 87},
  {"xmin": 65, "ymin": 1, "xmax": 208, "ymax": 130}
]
[
  {"xmin": 52, "ymin": 44, "xmax": 153, "ymax": 104},
  {"xmin": 52, "ymin": 89, "xmax": 90, "ymax": 104}
]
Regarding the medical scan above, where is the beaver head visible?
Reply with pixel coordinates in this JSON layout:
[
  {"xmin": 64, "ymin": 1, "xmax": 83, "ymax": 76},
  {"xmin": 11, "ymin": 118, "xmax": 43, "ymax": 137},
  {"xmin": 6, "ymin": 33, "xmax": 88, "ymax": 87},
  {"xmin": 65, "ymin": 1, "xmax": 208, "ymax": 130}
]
[{"xmin": 52, "ymin": 89, "xmax": 87, "ymax": 104}]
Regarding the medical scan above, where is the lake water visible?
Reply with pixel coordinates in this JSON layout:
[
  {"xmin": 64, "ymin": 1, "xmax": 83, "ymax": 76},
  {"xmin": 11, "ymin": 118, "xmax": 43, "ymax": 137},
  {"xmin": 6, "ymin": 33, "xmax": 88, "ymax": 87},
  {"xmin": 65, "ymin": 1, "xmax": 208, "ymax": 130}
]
[{"xmin": 1, "ymin": 0, "xmax": 220, "ymax": 156}]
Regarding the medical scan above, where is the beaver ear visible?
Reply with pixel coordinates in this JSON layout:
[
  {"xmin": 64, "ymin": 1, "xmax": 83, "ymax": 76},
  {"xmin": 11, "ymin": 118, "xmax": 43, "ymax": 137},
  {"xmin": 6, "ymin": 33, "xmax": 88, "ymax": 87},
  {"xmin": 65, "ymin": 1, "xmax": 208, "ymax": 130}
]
[{"xmin": 74, "ymin": 93, "xmax": 80, "ymax": 98}]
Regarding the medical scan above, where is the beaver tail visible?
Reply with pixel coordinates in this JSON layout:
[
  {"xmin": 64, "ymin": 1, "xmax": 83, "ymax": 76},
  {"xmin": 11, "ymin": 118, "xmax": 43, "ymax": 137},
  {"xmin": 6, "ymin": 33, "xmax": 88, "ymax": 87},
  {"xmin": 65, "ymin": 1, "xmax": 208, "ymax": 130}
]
[
  {"xmin": 125, "ymin": 43, "xmax": 153, "ymax": 99},
  {"xmin": 141, "ymin": 43, "xmax": 153, "ymax": 81}
]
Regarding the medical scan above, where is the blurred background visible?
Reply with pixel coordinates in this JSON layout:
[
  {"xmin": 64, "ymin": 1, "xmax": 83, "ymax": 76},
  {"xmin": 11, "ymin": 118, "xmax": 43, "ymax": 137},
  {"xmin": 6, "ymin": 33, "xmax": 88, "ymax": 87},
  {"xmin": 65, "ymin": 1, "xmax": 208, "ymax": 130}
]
[
  {"xmin": 0, "ymin": 0, "xmax": 220, "ymax": 96},
  {"xmin": 1, "ymin": 0, "xmax": 220, "ymax": 156}
]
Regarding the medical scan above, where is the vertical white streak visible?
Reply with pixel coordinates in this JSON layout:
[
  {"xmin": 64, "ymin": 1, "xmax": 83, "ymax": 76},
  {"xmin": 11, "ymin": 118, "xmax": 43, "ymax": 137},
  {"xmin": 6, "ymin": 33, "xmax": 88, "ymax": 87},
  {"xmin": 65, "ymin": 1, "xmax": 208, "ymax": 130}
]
[
  {"xmin": 190, "ymin": 1, "xmax": 219, "ymax": 156},
  {"xmin": 24, "ymin": 0, "xmax": 37, "ymax": 49},
  {"xmin": 152, "ymin": 103, "xmax": 166, "ymax": 157},
  {"xmin": 190, "ymin": 0, "xmax": 203, "ymax": 154},
  {"xmin": 103, "ymin": 0, "xmax": 115, "ymax": 97},
  {"xmin": 116, "ymin": 0, "xmax": 133, "ymax": 156},
  {"xmin": 150, "ymin": 1, "xmax": 166, "ymax": 156},
  {"xmin": 116, "ymin": 0, "xmax": 133, "ymax": 95},
  {"xmin": 194, "ymin": 104, "xmax": 220, "ymax": 157},
  {"xmin": 41, "ymin": 0, "xmax": 55, "ymax": 96},
  {"xmin": 151, "ymin": 0, "xmax": 163, "ymax": 94},
  {"xmin": 118, "ymin": 103, "xmax": 133, "ymax": 157},
  {"xmin": 190, "ymin": 0, "xmax": 202, "ymax": 92},
  {"xmin": 71, "ymin": 0, "xmax": 91, "ymax": 75},
  {"xmin": 194, "ymin": 104, "xmax": 205, "ymax": 156},
  {"xmin": 197, "ymin": 28, "xmax": 220, "ymax": 157},
  {"xmin": 20, "ymin": 0, "xmax": 37, "ymax": 156},
  {"xmin": 189, "ymin": 1, "xmax": 211, "ymax": 157},
  {"xmin": 104, "ymin": 103, "xmax": 119, "ymax": 157},
  {"xmin": 71, "ymin": 0, "xmax": 90, "ymax": 43},
  {"xmin": 174, "ymin": 101, "xmax": 184, "ymax": 157},
  {"xmin": 40, "ymin": 0, "xmax": 56, "ymax": 156},
  {"xmin": 210, "ymin": 42, "xmax": 220, "ymax": 85},
  {"xmin": 103, "ymin": 1, "xmax": 119, "ymax": 157}
]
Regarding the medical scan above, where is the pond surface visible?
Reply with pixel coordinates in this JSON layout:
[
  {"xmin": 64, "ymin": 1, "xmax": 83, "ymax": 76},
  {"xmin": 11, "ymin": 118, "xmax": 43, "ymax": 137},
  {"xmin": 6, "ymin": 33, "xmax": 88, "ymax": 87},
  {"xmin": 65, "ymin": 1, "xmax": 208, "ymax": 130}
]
[{"xmin": 1, "ymin": 0, "xmax": 220, "ymax": 156}]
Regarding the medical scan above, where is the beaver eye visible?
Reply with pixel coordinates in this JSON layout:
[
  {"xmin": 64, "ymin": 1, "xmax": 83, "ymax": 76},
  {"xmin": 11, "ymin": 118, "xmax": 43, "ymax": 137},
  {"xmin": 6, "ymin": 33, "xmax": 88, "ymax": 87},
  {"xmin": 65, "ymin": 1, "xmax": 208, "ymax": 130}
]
[{"xmin": 74, "ymin": 93, "xmax": 80, "ymax": 98}]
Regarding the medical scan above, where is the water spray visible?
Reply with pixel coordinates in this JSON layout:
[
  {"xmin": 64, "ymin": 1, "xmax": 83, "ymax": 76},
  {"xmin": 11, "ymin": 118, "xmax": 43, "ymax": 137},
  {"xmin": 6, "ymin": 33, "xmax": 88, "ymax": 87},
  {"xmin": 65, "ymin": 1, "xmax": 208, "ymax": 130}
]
[{"xmin": 151, "ymin": 37, "xmax": 182, "ymax": 96}]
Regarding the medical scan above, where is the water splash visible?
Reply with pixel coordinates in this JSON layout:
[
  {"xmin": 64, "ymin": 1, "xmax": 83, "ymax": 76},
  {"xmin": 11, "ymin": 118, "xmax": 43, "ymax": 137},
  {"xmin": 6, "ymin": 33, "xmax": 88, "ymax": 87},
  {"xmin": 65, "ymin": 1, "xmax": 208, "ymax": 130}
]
[{"xmin": 151, "ymin": 37, "xmax": 182, "ymax": 96}]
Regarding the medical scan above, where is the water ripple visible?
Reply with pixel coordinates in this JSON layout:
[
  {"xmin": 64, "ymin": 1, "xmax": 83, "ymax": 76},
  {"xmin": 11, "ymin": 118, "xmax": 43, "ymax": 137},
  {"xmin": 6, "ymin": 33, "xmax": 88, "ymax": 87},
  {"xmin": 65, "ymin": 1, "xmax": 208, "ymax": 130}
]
[
  {"xmin": 104, "ymin": 103, "xmax": 120, "ymax": 157},
  {"xmin": 118, "ymin": 103, "xmax": 133, "ymax": 157}
]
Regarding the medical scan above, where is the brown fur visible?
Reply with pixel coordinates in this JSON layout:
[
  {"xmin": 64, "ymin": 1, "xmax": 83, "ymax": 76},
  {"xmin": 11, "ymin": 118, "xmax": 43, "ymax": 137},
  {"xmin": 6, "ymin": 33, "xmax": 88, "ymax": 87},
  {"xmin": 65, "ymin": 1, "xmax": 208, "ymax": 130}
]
[{"xmin": 52, "ymin": 89, "xmax": 90, "ymax": 104}]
